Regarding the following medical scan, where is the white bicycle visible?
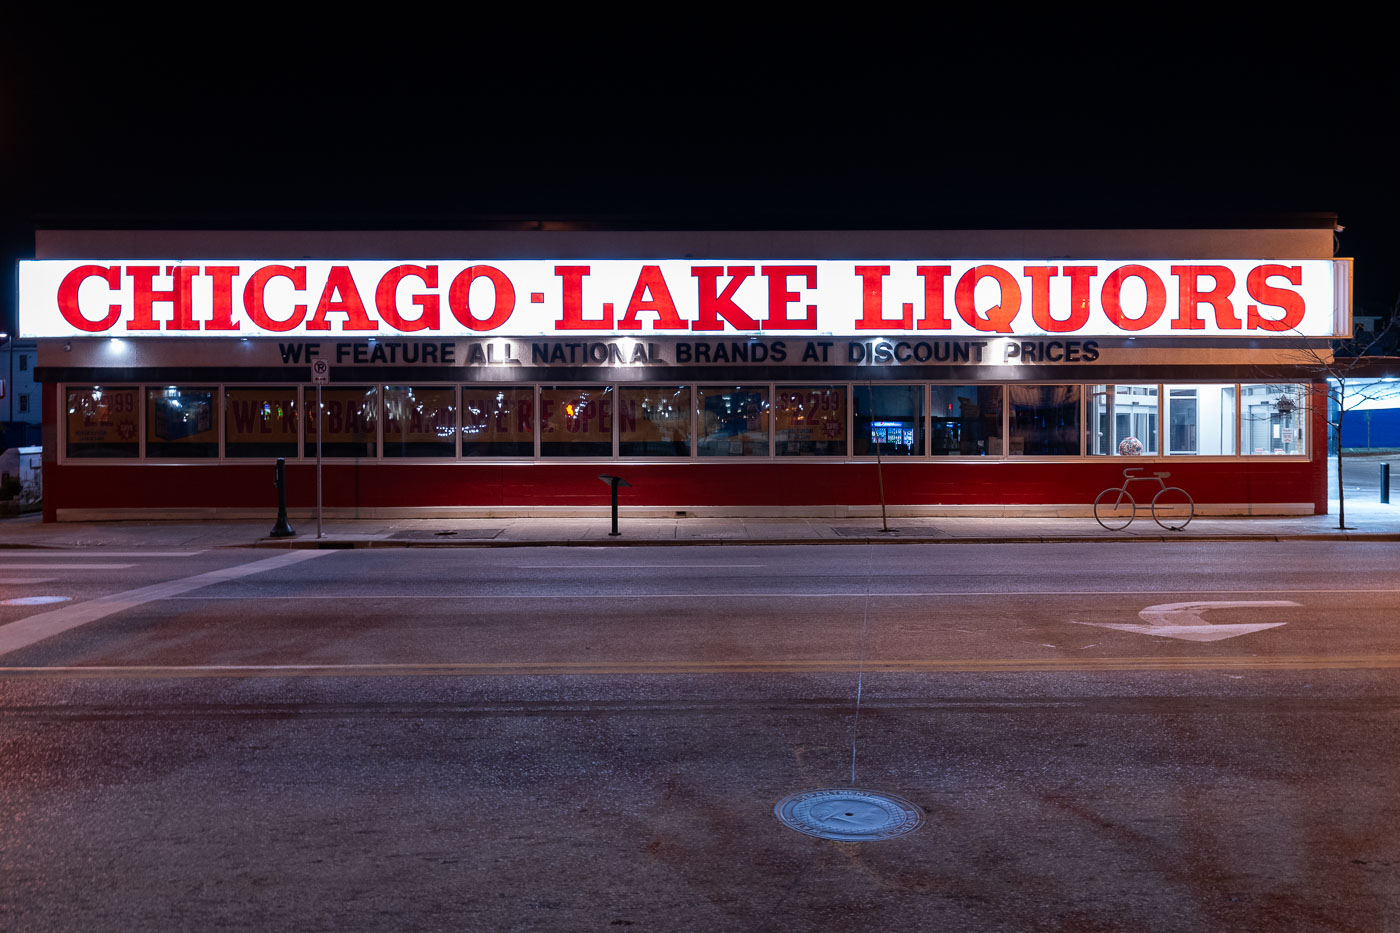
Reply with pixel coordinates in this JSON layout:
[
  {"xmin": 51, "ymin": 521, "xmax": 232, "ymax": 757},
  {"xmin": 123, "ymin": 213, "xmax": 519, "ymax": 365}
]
[{"xmin": 1094, "ymin": 468, "xmax": 1194, "ymax": 531}]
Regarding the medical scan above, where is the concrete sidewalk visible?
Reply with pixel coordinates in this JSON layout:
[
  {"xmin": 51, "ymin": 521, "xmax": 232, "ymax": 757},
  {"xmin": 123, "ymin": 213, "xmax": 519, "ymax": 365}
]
[{"xmin": 1, "ymin": 500, "xmax": 1397, "ymax": 549}]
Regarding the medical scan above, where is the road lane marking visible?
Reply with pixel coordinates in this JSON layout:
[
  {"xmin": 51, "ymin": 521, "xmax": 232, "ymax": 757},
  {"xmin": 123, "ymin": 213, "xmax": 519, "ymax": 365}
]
[
  {"xmin": 156, "ymin": 587, "xmax": 1400, "ymax": 600},
  {"xmin": 1, "ymin": 563, "xmax": 137, "ymax": 570},
  {"xmin": 0, "ymin": 551, "xmax": 208, "ymax": 558},
  {"xmin": 2, "ymin": 655, "xmax": 1399, "ymax": 678},
  {"xmin": 520, "ymin": 560, "xmax": 772, "ymax": 565},
  {"xmin": 0, "ymin": 578, "xmax": 59, "ymax": 585},
  {"xmin": 0, "ymin": 551, "xmax": 334, "ymax": 657}
]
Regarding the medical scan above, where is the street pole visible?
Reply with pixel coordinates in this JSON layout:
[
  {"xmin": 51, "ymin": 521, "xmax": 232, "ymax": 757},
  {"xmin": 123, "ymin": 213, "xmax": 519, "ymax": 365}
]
[{"xmin": 317, "ymin": 383, "xmax": 324, "ymax": 539}]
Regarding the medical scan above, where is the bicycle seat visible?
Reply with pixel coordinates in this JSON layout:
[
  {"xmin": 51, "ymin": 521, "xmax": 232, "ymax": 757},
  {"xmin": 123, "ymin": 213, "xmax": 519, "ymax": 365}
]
[{"xmin": 1153, "ymin": 471, "xmax": 1171, "ymax": 478}]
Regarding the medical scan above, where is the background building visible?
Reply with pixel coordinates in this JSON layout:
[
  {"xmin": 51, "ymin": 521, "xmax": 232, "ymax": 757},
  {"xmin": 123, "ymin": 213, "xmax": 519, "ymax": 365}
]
[{"xmin": 1, "ymin": 336, "xmax": 40, "ymax": 450}]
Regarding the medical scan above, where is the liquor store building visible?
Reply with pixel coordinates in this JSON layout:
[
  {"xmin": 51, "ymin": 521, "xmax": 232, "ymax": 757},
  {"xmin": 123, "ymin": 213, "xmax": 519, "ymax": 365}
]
[{"xmin": 21, "ymin": 227, "xmax": 1348, "ymax": 522}]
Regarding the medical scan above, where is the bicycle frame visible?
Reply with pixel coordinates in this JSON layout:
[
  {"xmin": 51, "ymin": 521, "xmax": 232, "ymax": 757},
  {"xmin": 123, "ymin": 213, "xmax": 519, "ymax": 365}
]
[{"xmin": 1094, "ymin": 468, "xmax": 1194, "ymax": 532}]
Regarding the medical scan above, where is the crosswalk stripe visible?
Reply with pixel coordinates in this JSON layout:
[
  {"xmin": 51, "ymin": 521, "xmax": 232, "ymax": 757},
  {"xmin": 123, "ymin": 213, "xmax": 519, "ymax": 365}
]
[
  {"xmin": 0, "ymin": 551, "xmax": 333, "ymax": 657},
  {"xmin": 1, "ymin": 564, "xmax": 136, "ymax": 570}
]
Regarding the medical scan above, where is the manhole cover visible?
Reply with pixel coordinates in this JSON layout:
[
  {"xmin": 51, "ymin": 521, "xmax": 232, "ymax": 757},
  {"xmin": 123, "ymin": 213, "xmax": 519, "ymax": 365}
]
[
  {"xmin": 774, "ymin": 788, "xmax": 924, "ymax": 842},
  {"xmin": 2, "ymin": 596, "xmax": 72, "ymax": 606}
]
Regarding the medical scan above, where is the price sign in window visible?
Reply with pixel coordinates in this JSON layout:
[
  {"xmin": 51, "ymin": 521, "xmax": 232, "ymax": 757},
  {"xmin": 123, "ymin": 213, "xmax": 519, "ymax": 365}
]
[
  {"xmin": 775, "ymin": 386, "xmax": 847, "ymax": 456},
  {"xmin": 66, "ymin": 385, "xmax": 139, "ymax": 458}
]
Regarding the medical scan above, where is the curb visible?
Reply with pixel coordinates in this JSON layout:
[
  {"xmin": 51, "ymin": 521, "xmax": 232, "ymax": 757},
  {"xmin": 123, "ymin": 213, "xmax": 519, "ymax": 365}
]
[{"xmin": 239, "ymin": 532, "xmax": 1400, "ymax": 549}]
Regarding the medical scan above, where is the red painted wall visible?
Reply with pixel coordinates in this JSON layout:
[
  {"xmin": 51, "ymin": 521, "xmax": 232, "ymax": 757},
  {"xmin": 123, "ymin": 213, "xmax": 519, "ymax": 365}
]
[
  {"xmin": 39, "ymin": 382, "xmax": 1330, "ymax": 518},
  {"xmin": 42, "ymin": 456, "xmax": 1325, "ymax": 515}
]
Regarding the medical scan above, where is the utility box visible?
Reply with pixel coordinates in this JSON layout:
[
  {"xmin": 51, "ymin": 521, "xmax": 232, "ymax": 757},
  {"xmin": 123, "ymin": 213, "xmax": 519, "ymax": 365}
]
[{"xmin": 10, "ymin": 446, "xmax": 42, "ymax": 509}]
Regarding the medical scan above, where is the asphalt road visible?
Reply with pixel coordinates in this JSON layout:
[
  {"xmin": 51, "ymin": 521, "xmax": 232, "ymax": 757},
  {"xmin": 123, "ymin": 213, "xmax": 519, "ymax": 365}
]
[
  {"xmin": 1, "ymin": 542, "xmax": 1398, "ymax": 932},
  {"xmin": 1335, "ymin": 453, "xmax": 1396, "ymax": 505}
]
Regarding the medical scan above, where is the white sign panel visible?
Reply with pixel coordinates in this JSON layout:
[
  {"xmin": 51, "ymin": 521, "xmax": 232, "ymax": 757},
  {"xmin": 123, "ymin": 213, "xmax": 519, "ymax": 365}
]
[{"xmin": 19, "ymin": 259, "xmax": 1342, "ymax": 339}]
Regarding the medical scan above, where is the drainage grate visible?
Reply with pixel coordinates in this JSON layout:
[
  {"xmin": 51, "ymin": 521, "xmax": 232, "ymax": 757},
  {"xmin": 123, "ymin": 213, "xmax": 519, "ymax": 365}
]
[
  {"xmin": 831, "ymin": 527, "xmax": 910, "ymax": 537},
  {"xmin": 774, "ymin": 788, "xmax": 924, "ymax": 842},
  {"xmin": 389, "ymin": 529, "xmax": 504, "ymax": 540}
]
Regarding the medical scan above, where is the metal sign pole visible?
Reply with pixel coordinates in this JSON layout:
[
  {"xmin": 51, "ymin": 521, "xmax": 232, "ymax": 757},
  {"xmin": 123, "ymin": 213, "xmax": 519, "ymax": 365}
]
[
  {"xmin": 316, "ymin": 383, "xmax": 323, "ymax": 539},
  {"xmin": 309, "ymin": 358, "xmax": 330, "ymax": 540}
]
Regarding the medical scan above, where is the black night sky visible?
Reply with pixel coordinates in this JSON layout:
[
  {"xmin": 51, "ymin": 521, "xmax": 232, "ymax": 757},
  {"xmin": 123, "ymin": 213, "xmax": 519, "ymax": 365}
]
[{"xmin": 3, "ymin": 14, "xmax": 1398, "ymax": 339}]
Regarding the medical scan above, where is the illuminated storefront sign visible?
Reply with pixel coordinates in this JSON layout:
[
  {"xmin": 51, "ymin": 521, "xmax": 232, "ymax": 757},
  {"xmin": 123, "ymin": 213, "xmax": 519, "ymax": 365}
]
[{"xmin": 20, "ymin": 259, "xmax": 1346, "ymax": 339}]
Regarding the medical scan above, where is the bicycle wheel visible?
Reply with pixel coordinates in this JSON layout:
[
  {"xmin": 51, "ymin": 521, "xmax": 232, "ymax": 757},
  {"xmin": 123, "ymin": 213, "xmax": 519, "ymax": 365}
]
[
  {"xmin": 1093, "ymin": 487, "xmax": 1136, "ymax": 530},
  {"xmin": 1151, "ymin": 486, "xmax": 1194, "ymax": 531}
]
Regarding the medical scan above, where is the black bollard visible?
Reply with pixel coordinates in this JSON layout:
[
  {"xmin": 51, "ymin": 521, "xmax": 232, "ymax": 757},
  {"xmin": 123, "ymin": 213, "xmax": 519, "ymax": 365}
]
[
  {"xmin": 1382, "ymin": 462, "xmax": 1391, "ymax": 505},
  {"xmin": 270, "ymin": 457, "xmax": 296, "ymax": 537},
  {"xmin": 597, "ymin": 474, "xmax": 631, "ymax": 537}
]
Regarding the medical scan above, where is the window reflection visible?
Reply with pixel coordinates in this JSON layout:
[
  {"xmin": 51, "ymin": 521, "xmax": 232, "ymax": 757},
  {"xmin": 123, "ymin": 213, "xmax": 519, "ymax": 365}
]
[
  {"xmin": 1009, "ymin": 385, "xmax": 1080, "ymax": 455},
  {"xmin": 225, "ymin": 387, "xmax": 298, "ymax": 458},
  {"xmin": 384, "ymin": 386, "xmax": 456, "ymax": 458},
  {"xmin": 619, "ymin": 386, "xmax": 691, "ymax": 456},
  {"xmin": 930, "ymin": 386, "xmax": 1002, "ymax": 455},
  {"xmin": 305, "ymin": 386, "xmax": 378, "ymax": 458},
  {"xmin": 698, "ymin": 386, "xmax": 770, "ymax": 456},
  {"xmin": 1242, "ymin": 383, "xmax": 1306, "ymax": 455},
  {"xmin": 461, "ymin": 386, "xmax": 535, "ymax": 456},
  {"xmin": 146, "ymin": 386, "xmax": 218, "ymax": 458},
  {"xmin": 1088, "ymin": 384, "xmax": 1159, "ymax": 456},
  {"xmin": 541, "ymin": 386, "xmax": 613, "ymax": 456}
]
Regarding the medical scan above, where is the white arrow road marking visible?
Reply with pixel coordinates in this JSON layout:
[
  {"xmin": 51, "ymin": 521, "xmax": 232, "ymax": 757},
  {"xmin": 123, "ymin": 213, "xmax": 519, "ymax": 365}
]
[{"xmin": 1071, "ymin": 600, "xmax": 1299, "ymax": 642}]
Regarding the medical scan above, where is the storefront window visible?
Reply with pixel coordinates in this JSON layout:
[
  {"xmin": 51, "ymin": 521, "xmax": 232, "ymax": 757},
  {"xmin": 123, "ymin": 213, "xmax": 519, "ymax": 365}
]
[
  {"xmin": 1164, "ymin": 384, "xmax": 1237, "ymax": 455},
  {"xmin": 384, "ymin": 385, "xmax": 456, "ymax": 458},
  {"xmin": 225, "ymin": 387, "xmax": 299, "ymax": 458},
  {"xmin": 619, "ymin": 386, "xmax": 691, "ymax": 456},
  {"xmin": 930, "ymin": 385, "xmax": 1003, "ymax": 456},
  {"xmin": 1009, "ymin": 385, "xmax": 1081, "ymax": 455},
  {"xmin": 698, "ymin": 386, "xmax": 770, "ymax": 456},
  {"xmin": 461, "ymin": 386, "xmax": 535, "ymax": 456},
  {"xmin": 854, "ymin": 385, "xmax": 924, "ymax": 456},
  {"xmin": 1088, "ymin": 384, "xmax": 1158, "ymax": 456},
  {"xmin": 65, "ymin": 385, "xmax": 139, "ymax": 458},
  {"xmin": 146, "ymin": 386, "xmax": 218, "ymax": 458},
  {"xmin": 1241, "ymin": 383, "xmax": 1307, "ymax": 455},
  {"xmin": 305, "ymin": 386, "xmax": 378, "ymax": 458},
  {"xmin": 541, "ymin": 386, "xmax": 613, "ymax": 456},
  {"xmin": 775, "ymin": 386, "xmax": 847, "ymax": 456}
]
